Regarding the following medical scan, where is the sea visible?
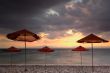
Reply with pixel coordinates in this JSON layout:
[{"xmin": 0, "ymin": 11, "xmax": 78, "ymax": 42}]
[{"xmin": 0, "ymin": 48, "xmax": 110, "ymax": 65}]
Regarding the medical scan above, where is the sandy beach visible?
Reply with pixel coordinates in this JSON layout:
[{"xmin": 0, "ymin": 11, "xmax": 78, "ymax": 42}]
[{"xmin": 0, "ymin": 65, "xmax": 110, "ymax": 73}]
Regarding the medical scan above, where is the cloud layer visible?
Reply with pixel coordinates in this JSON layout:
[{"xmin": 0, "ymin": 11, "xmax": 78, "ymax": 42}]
[
  {"xmin": 0, "ymin": 0, "xmax": 110, "ymax": 39},
  {"xmin": 40, "ymin": 0, "xmax": 110, "ymax": 39}
]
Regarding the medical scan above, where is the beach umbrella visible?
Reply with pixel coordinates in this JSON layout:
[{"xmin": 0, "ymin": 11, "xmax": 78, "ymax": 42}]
[
  {"xmin": 77, "ymin": 34, "xmax": 109, "ymax": 72},
  {"xmin": 72, "ymin": 46, "xmax": 88, "ymax": 65},
  {"xmin": 6, "ymin": 46, "xmax": 21, "ymax": 68},
  {"xmin": 38, "ymin": 46, "xmax": 54, "ymax": 72},
  {"xmin": 6, "ymin": 46, "xmax": 21, "ymax": 52},
  {"xmin": 38, "ymin": 46, "xmax": 54, "ymax": 53},
  {"xmin": 7, "ymin": 29, "xmax": 40, "ymax": 71},
  {"xmin": 38, "ymin": 46, "xmax": 54, "ymax": 61}
]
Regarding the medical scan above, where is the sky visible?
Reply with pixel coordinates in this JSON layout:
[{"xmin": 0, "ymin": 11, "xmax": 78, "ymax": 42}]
[{"xmin": 0, "ymin": 0, "xmax": 110, "ymax": 48}]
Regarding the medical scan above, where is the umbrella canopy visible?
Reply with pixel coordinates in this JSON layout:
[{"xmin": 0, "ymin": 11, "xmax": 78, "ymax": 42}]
[
  {"xmin": 7, "ymin": 29, "xmax": 40, "ymax": 71},
  {"xmin": 7, "ymin": 29, "xmax": 40, "ymax": 42},
  {"xmin": 6, "ymin": 46, "xmax": 21, "ymax": 52},
  {"xmin": 77, "ymin": 34, "xmax": 108, "ymax": 43},
  {"xmin": 72, "ymin": 46, "xmax": 88, "ymax": 65},
  {"xmin": 38, "ymin": 46, "xmax": 54, "ymax": 52},
  {"xmin": 77, "ymin": 33, "xmax": 109, "ymax": 72},
  {"xmin": 72, "ymin": 46, "xmax": 88, "ymax": 51}
]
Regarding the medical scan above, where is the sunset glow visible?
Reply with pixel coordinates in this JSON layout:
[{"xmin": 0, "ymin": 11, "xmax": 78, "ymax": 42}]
[{"xmin": 0, "ymin": 31, "xmax": 109, "ymax": 49}]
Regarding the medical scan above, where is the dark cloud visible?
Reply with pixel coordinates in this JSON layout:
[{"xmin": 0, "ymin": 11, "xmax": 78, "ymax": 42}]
[
  {"xmin": 0, "ymin": 0, "xmax": 70, "ymax": 33},
  {"xmin": 0, "ymin": 0, "xmax": 110, "ymax": 39},
  {"xmin": 45, "ymin": 0, "xmax": 110, "ymax": 38},
  {"xmin": 76, "ymin": 0, "xmax": 110, "ymax": 34},
  {"xmin": 0, "ymin": 0, "xmax": 69, "ymax": 14}
]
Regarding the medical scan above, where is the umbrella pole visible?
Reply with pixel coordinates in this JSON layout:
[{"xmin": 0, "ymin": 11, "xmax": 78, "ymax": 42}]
[
  {"xmin": 80, "ymin": 52, "xmax": 82, "ymax": 66},
  {"xmin": 45, "ymin": 53, "xmax": 46, "ymax": 73},
  {"xmin": 91, "ymin": 43, "xmax": 94, "ymax": 73},
  {"xmin": 24, "ymin": 34, "xmax": 27, "ymax": 72},
  {"xmin": 80, "ymin": 51, "xmax": 83, "ymax": 73},
  {"xmin": 10, "ymin": 53, "xmax": 12, "ymax": 71}
]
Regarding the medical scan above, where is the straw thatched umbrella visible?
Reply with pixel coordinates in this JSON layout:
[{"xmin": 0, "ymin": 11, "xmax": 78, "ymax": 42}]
[
  {"xmin": 7, "ymin": 29, "xmax": 40, "ymax": 71},
  {"xmin": 38, "ymin": 46, "xmax": 54, "ymax": 73},
  {"xmin": 77, "ymin": 34, "xmax": 109, "ymax": 72},
  {"xmin": 6, "ymin": 46, "xmax": 21, "ymax": 69},
  {"xmin": 72, "ymin": 46, "xmax": 88, "ymax": 65},
  {"xmin": 38, "ymin": 46, "xmax": 54, "ymax": 64}
]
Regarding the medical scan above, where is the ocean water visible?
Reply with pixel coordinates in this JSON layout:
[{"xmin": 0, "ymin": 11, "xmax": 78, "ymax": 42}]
[{"xmin": 0, "ymin": 48, "xmax": 110, "ymax": 65}]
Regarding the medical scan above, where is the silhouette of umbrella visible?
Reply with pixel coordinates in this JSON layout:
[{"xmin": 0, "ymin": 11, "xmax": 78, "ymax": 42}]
[
  {"xmin": 6, "ymin": 46, "xmax": 21, "ymax": 69},
  {"xmin": 7, "ymin": 29, "xmax": 40, "ymax": 71},
  {"xmin": 38, "ymin": 46, "xmax": 54, "ymax": 73},
  {"xmin": 77, "ymin": 34, "xmax": 108, "ymax": 72},
  {"xmin": 72, "ymin": 46, "xmax": 88, "ymax": 65}
]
